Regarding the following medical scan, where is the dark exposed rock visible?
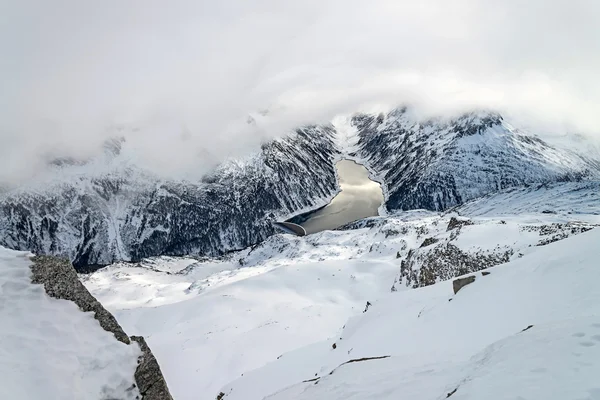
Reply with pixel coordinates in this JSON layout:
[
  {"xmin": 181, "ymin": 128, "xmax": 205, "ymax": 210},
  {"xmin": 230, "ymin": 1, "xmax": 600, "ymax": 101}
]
[
  {"xmin": 400, "ymin": 243, "xmax": 511, "ymax": 288},
  {"xmin": 520, "ymin": 325, "xmax": 534, "ymax": 333},
  {"xmin": 131, "ymin": 336, "xmax": 173, "ymax": 400},
  {"xmin": 29, "ymin": 255, "xmax": 173, "ymax": 400},
  {"xmin": 447, "ymin": 217, "xmax": 473, "ymax": 232},
  {"xmin": 420, "ymin": 237, "xmax": 440, "ymax": 248},
  {"xmin": 482, "ymin": 271, "xmax": 491, "ymax": 276},
  {"xmin": 306, "ymin": 355, "xmax": 391, "ymax": 384},
  {"xmin": 534, "ymin": 223, "xmax": 594, "ymax": 246},
  {"xmin": 517, "ymin": 222, "xmax": 597, "ymax": 247},
  {"xmin": 453, "ymin": 276, "xmax": 476, "ymax": 294}
]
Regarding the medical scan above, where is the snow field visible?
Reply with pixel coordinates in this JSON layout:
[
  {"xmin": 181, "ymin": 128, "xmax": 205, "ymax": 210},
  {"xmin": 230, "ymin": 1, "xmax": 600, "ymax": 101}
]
[{"xmin": 0, "ymin": 247, "xmax": 140, "ymax": 400}]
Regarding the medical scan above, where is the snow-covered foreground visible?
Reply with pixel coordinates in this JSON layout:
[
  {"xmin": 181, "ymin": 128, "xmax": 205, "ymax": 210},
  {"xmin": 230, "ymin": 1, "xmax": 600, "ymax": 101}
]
[
  {"xmin": 0, "ymin": 247, "xmax": 140, "ymax": 400},
  {"xmin": 83, "ymin": 199, "xmax": 600, "ymax": 400},
  {"xmin": 103, "ymin": 257, "xmax": 397, "ymax": 400},
  {"xmin": 223, "ymin": 228, "xmax": 600, "ymax": 400}
]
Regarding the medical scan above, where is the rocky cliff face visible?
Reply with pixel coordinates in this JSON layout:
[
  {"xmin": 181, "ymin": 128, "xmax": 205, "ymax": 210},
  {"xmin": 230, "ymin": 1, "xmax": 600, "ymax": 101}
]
[
  {"xmin": 0, "ymin": 126, "xmax": 339, "ymax": 269},
  {"xmin": 394, "ymin": 217, "xmax": 597, "ymax": 289},
  {"xmin": 351, "ymin": 108, "xmax": 600, "ymax": 211}
]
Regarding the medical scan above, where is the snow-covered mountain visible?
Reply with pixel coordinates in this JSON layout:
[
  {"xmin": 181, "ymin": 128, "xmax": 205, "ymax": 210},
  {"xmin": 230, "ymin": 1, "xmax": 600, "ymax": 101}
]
[
  {"xmin": 0, "ymin": 126, "xmax": 340, "ymax": 268},
  {"xmin": 351, "ymin": 108, "xmax": 600, "ymax": 211},
  {"xmin": 1, "ymin": 107, "xmax": 599, "ymax": 269},
  {"xmin": 80, "ymin": 184, "xmax": 600, "ymax": 399},
  {"xmin": 4, "ymin": 107, "xmax": 599, "ymax": 399}
]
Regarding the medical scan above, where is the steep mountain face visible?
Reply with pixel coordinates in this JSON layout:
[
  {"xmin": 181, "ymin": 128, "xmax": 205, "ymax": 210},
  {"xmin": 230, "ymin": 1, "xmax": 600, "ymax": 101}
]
[
  {"xmin": 351, "ymin": 108, "xmax": 600, "ymax": 211},
  {"xmin": 0, "ymin": 126, "xmax": 340, "ymax": 269}
]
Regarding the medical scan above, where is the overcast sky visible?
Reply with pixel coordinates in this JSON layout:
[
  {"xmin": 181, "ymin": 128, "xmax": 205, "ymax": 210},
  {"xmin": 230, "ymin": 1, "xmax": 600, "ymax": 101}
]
[{"xmin": 1, "ymin": 0, "xmax": 599, "ymax": 182}]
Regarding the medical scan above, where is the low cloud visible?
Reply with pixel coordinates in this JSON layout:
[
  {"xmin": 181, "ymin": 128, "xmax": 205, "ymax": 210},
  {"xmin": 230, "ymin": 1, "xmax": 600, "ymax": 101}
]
[{"xmin": 1, "ymin": 0, "xmax": 599, "ymax": 183}]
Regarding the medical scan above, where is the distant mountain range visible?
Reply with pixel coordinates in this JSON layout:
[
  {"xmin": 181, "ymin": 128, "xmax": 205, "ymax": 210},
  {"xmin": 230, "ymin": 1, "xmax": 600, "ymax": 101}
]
[{"xmin": 1, "ymin": 107, "xmax": 599, "ymax": 269}]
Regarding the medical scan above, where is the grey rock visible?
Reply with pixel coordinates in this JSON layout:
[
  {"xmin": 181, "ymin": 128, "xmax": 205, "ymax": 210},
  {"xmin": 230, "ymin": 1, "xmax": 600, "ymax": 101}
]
[
  {"xmin": 131, "ymin": 336, "xmax": 173, "ymax": 400},
  {"xmin": 420, "ymin": 237, "xmax": 439, "ymax": 248},
  {"xmin": 446, "ymin": 217, "xmax": 473, "ymax": 232},
  {"xmin": 520, "ymin": 325, "xmax": 534, "ymax": 332},
  {"xmin": 400, "ymin": 243, "xmax": 511, "ymax": 288},
  {"xmin": 453, "ymin": 276, "xmax": 476, "ymax": 294}
]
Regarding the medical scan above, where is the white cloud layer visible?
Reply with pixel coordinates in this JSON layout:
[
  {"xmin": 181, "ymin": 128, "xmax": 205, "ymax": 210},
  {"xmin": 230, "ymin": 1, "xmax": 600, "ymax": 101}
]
[{"xmin": 1, "ymin": 0, "xmax": 599, "ymax": 182}]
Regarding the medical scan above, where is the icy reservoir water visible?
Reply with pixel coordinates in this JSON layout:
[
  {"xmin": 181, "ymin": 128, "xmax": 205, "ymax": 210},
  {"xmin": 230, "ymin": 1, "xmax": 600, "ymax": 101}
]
[{"xmin": 300, "ymin": 160, "xmax": 384, "ymax": 234}]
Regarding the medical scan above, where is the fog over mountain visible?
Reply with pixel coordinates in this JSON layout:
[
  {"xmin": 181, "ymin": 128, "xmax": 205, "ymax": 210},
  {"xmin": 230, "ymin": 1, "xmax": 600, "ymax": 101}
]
[{"xmin": 1, "ymin": 0, "xmax": 599, "ymax": 183}]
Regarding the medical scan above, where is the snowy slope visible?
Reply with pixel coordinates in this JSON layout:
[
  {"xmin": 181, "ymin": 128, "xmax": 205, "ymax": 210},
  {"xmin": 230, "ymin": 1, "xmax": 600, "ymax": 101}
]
[
  {"xmin": 82, "ymin": 185, "xmax": 599, "ymax": 399},
  {"xmin": 454, "ymin": 181, "xmax": 600, "ymax": 217},
  {"xmin": 221, "ymin": 228, "xmax": 600, "ymax": 400},
  {"xmin": 0, "ymin": 246, "xmax": 140, "ymax": 399},
  {"xmin": 104, "ymin": 258, "xmax": 398, "ymax": 400}
]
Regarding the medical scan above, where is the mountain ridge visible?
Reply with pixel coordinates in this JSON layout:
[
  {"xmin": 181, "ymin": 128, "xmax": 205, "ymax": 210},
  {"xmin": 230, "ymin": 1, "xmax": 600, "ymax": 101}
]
[{"xmin": 1, "ymin": 107, "xmax": 599, "ymax": 268}]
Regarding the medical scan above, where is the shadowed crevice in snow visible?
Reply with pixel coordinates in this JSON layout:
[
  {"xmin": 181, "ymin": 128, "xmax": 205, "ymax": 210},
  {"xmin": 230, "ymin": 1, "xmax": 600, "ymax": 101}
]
[{"xmin": 301, "ymin": 355, "xmax": 391, "ymax": 385}]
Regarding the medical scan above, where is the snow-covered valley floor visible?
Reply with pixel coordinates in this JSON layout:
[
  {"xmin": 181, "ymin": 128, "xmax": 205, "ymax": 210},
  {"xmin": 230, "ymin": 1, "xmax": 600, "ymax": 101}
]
[{"xmin": 81, "ymin": 183, "xmax": 600, "ymax": 400}]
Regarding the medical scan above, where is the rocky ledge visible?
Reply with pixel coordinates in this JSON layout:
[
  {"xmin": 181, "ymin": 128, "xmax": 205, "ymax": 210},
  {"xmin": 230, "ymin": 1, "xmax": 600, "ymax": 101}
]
[{"xmin": 30, "ymin": 255, "xmax": 173, "ymax": 400}]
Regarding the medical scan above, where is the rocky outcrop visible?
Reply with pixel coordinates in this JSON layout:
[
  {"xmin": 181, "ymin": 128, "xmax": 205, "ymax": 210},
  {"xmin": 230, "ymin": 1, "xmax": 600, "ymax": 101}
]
[
  {"xmin": 399, "ymin": 243, "xmax": 512, "ymax": 288},
  {"xmin": 131, "ymin": 336, "xmax": 174, "ymax": 400},
  {"xmin": 30, "ymin": 255, "xmax": 173, "ymax": 400},
  {"xmin": 395, "ymin": 216, "xmax": 597, "ymax": 290},
  {"xmin": 420, "ymin": 237, "xmax": 440, "ymax": 247},
  {"xmin": 521, "ymin": 222, "xmax": 594, "ymax": 246},
  {"xmin": 452, "ymin": 276, "xmax": 476, "ymax": 294},
  {"xmin": 446, "ymin": 217, "xmax": 473, "ymax": 232}
]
